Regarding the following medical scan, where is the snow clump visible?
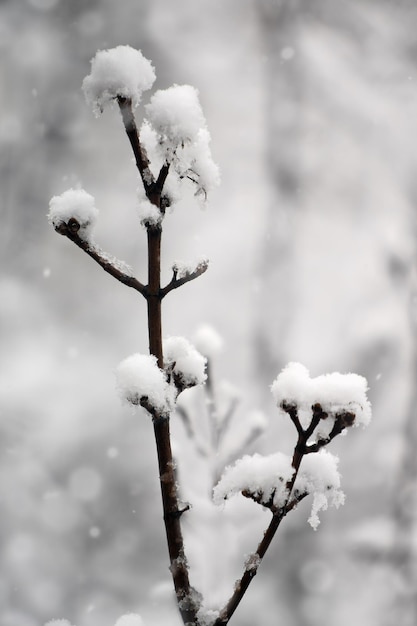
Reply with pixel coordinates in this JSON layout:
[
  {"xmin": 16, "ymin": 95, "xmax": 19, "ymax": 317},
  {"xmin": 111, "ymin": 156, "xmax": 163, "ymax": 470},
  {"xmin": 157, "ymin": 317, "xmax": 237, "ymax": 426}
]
[
  {"xmin": 213, "ymin": 452, "xmax": 294, "ymax": 509},
  {"xmin": 48, "ymin": 188, "xmax": 98, "ymax": 242},
  {"xmin": 294, "ymin": 450, "xmax": 345, "ymax": 530},
  {"xmin": 83, "ymin": 45, "xmax": 155, "ymax": 115},
  {"xmin": 115, "ymin": 353, "xmax": 175, "ymax": 416},
  {"xmin": 164, "ymin": 336, "xmax": 207, "ymax": 389},
  {"xmin": 214, "ymin": 449, "xmax": 344, "ymax": 529},
  {"xmin": 142, "ymin": 84, "xmax": 220, "ymax": 199},
  {"xmin": 271, "ymin": 362, "xmax": 371, "ymax": 436},
  {"xmin": 137, "ymin": 191, "xmax": 162, "ymax": 227}
]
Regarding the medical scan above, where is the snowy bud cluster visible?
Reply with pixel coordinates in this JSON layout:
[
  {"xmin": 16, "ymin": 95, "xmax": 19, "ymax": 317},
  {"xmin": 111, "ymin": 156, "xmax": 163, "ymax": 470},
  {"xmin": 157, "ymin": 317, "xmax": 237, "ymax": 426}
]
[
  {"xmin": 141, "ymin": 85, "xmax": 220, "ymax": 199},
  {"xmin": 214, "ymin": 449, "xmax": 344, "ymax": 530},
  {"xmin": 115, "ymin": 353, "xmax": 176, "ymax": 416},
  {"xmin": 164, "ymin": 336, "xmax": 207, "ymax": 391},
  {"xmin": 82, "ymin": 45, "xmax": 155, "ymax": 115},
  {"xmin": 213, "ymin": 452, "xmax": 294, "ymax": 510},
  {"xmin": 271, "ymin": 362, "xmax": 371, "ymax": 440},
  {"xmin": 48, "ymin": 188, "xmax": 98, "ymax": 242},
  {"xmin": 116, "ymin": 338, "xmax": 206, "ymax": 416}
]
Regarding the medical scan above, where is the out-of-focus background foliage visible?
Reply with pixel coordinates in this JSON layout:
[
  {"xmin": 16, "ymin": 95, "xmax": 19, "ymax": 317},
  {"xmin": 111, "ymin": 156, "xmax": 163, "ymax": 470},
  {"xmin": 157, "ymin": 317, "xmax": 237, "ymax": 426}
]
[{"xmin": 1, "ymin": 0, "xmax": 417, "ymax": 625}]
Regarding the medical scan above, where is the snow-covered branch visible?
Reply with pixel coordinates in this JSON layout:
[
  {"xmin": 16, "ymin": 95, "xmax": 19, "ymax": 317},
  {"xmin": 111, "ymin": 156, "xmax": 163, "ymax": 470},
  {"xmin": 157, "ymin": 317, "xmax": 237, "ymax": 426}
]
[
  {"xmin": 48, "ymin": 44, "xmax": 371, "ymax": 626},
  {"xmin": 161, "ymin": 258, "xmax": 209, "ymax": 297}
]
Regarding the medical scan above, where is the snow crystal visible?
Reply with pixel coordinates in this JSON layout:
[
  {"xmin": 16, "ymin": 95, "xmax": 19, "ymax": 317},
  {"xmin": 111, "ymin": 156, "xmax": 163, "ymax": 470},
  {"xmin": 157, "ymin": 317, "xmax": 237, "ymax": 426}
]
[
  {"xmin": 193, "ymin": 324, "xmax": 224, "ymax": 358},
  {"xmin": 213, "ymin": 452, "xmax": 294, "ymax": 509},
  {"xmin": 271, "ymin": 362, "xmax": 371, "ymax": 430},
  {"xmin": 164, "ymin": 336, "xmax": 207, "ymax": 388},
  {"xmin": 115, "ymin": 353, "xmax": 175, "ymax": 415},
  {"xmin": 295, "ymin": 450, "xmax": 345, "ymax": 530},
  {"xmin": 82, "ymin": 45, "xmax": 155, "ymax": 115},
  {"xmin": 114, "ymin": 615, "xmax": 145, "ymax": 626},
  {"xmin": 48, "ymin": 188, "xmax": 98, "ymax": 242}
]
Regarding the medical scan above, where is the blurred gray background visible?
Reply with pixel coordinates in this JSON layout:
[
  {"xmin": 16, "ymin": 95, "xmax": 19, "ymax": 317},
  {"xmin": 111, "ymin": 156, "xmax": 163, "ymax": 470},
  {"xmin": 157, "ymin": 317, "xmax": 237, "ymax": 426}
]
[{"xmin": 1, "ymin": 1, "xmax": 417, "ymax": 625}]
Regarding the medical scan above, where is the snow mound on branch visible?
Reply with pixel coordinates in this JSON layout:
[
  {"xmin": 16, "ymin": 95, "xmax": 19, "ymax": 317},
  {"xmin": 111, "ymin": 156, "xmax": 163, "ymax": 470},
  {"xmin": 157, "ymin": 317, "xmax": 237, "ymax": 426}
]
[
  {"xmin": 83, "ymin": 45, "xmax": 155, "ymax": 115},
  {"xmin": 48, "ymin": 188, "xmax": 98, "ymax": 242},
  {"xmin": 145, "ymin": 84, "xmax": 205, "ymax": 145},
  {"xmin": 271, "ymin": 362, "xmax": 371, "ymax": 433},
  {"xmin": 214, "ymin": 449, "xmax": 344, "ymax": 529},
  {"xmin": 115, "ymin": 353, "xmax": 175, "ymax": 415},
  {"xmin": 142, "ymin": 85, "xmax": 220, "ymax": 199},
  {"xmin": 294, "ymin": 450, "xmax": 345, "ymax": 530},
  {"xmin": 164, "ymin": 336, "xmax": 207, "ymax": 388},
  {"xmin": 137, "ymin": 191, "xmax": 162, "ymax": 227},
  {"xmin": 213, "ymin": 452, "xmax": 294, "ymax": 509}
]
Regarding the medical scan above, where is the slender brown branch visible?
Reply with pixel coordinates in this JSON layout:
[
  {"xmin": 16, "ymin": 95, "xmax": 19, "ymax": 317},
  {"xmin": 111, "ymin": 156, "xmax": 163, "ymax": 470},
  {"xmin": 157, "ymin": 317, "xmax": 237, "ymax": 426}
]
[
  {"xmin": 54, "ymin": 221, "xmax": 147, "ymax": 296},
  {"xmin": 161, "ymin": 260, "xmax": 209, "ymax": 298},
  {"xmin": 117, "ymin": 96, "xmax": 155, "ymax": 193},
  {"xmin": 145, "ymin": 222, "xmax": 198, "ymax": 624},
  {"xmin": 216, "ymin": 416, "xmax": 311, "ymax": 626}
]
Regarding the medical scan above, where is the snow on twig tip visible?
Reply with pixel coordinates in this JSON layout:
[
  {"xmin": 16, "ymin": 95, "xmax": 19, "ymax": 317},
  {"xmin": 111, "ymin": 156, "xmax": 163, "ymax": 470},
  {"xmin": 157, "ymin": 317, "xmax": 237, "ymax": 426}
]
[
  {"xmin": 271, "ymin": 362, "xmax": 371, "ymax": 441},
  {"xmin": 164, "ymin": 336, "xmax": 207, "ymax": 390},
  {"xmin": 48, "ymin": 188, "xmax": 98, "ymax": 242},
  {"xmin": 82, "ymin": 45, "xmax": 156, "ymax": 115},
  {"xmin": 213, "ymin": 452, "xmax": 294, "ymax": 509},
  {"xmin": 141, "ymin": 85, "xmax": 220, "ymax": 201},
  {"xmin": 115, "ymin": 353, "xmax": 176, "ymax": 416}
]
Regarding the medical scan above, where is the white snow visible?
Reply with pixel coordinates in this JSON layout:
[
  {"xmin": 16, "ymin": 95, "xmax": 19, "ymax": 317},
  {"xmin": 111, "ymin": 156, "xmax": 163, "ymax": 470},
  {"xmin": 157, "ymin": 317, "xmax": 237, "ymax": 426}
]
[
  {"xmin": 164, "ymin": 336, "xmax": 207, "ymax": 388},
  {"xmin": 44, "ymin": 621, "xmax": 75, "ymax": 626},
  {"xmin": 145, "ymin": 84, "xmax": 206, "ymax": 145},
  {"xmin": 137, "ymin": 191, "xmax": 162, "ymax": 227},
  {"xmin": 271, "ymin": 362, "xmax": 371, "ymax": 431},
  {"xmin": 172, "ymin": 257, "xmax": 209, "ymax": 279},
  {"xmin": 115, "ymin": 353, "xmax": 175, "ymax": 415},
  {"xmin": 82, "ymin": 45, "xmax": 155, "ymax": 115},
  {"xmin": 114, "ymin": 615, "xmax": 145, "ymax": 626},
  {"xmin": 213, "ymin": 452, "xmax": 294, "ymax": 509},
  {"xmin": 294, "ymin": 449, "xmax": 345, "ymax": 530},
  {"xmin": 213, "ymin": 448, "xmax": 345, "ymax": 530},
  {"xmin": 48, "ymin": 188, "xmax": 98, "ymax": 242},
  {"xmin": 193, "ymin": 324, "xmax": 224, "ymax": 358},
  {"xmin": 141, "ymin": 85, "xmax": 220, "ymax": 199}
]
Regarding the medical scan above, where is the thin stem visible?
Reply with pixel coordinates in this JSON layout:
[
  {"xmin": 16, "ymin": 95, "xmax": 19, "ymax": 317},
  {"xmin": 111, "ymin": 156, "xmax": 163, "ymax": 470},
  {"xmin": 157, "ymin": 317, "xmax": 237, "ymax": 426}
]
[
  {"xmin": 146, "ymin": 226, "xmax": 196, "ymax": 623},
  {"xmin": 214, "ymin": 511, "xmax": 286, "ymax": 626},
  {"xmin": 147, "ymin": 225, "xmax": 163, "ymax": 366},
  {"xmin": 215, "ymin": 420, "xmax": 309, "ymax": 626},
  {"xmin": 118, "ymin": 96, "xmax": 155, "ymax": 192}
]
